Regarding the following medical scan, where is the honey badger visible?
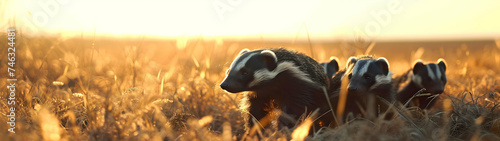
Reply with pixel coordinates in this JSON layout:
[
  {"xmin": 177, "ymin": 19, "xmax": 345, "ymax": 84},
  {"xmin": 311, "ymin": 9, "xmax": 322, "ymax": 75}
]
[
  {"xmin": 330, "ymin": 55, "xmax": 395, "ymax": 119},
  {"xmin": 220, "ymin": 48, "xmax": 332, "ymax": 131},
  {"xmin": 394, "ymin": 59, "xmax": 447, "ymax": 109},
  {"xmin": 320, "ymin": 57, "xmax": 340, "ymax": 78}
]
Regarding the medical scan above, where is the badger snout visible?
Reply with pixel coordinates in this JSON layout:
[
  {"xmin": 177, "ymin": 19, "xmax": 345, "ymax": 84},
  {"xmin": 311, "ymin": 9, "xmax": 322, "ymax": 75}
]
[
  {"xmin": 427, "ymin": 83, "xmax": 445, "ymax": 94},
  {"xmin": 220, "ymin": 75, "xmax": 234, "ymax": 92},
  {"xmin": 220, "ymin": 80, "xmax": 244, "ymax": 93},
  {"xmin": 220, "ymin": 82, "xmax": 230, "ymax": 90},
  {"xmin": 347, "ymin": 82, "xmax": 359, "ymax": 92},
  {"xmin": 348, "ymin": 85, "xmax": 358, "ymax": 91},
  {"xmin": 220, "ymin": 81, "xmax": 237, "ymax": 93},
  {"xmin": 431, "ymin": 88, "xmax": 444, "ymax": 94}
]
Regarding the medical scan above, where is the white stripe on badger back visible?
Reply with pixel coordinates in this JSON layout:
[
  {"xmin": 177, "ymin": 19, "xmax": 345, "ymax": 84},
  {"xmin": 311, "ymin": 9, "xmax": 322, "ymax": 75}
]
[
  {"xmin": 248, "ymin": 61, "xmax": 314, "ymax": 87},
  {"xmin": 233, "ymin": 53, "xmax": 257, "ymax": 71},
  {"xmin": 352, "ymin": 60, "xmax": 372, "ymax": 76},
  {"xmin": 426, "ymin": 65, "xmax": 436, "ymax": 80}
]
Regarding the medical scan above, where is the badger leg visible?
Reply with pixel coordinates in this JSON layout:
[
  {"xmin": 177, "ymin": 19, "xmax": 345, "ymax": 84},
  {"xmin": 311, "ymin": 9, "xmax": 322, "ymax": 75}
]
[
  {"xmin": 247, "ymin": 97, "xmax": 268, "ymax": 130},
  {"xmin": 278, "ymin": 103, "xmax": 308, "ymax": 129}
]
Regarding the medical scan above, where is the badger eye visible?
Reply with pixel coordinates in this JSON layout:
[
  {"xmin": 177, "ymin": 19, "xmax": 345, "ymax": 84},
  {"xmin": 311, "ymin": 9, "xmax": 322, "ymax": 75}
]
[
  {"xmin": 239, "ymin": 69, "xmax": 249, "ymax": 75},
  {"xmin": 363, "ymin": 74, "xmax": 371, "ymax": 80}
]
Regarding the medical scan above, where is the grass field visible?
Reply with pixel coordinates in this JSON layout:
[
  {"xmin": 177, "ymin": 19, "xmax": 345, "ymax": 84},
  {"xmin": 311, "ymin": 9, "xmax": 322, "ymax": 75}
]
[{"xmin": 1, "ymin": 33, "xmax": 500, "ymax": 140}]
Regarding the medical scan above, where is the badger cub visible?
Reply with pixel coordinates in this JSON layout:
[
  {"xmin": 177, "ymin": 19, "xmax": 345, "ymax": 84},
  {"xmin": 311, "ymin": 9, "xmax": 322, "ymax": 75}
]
[
  {"xmin": 220, "ymin": 48, "xmax": 331, "ymax": 131},
  {"xmin": 394, "ymin": 59, "xmax": 447, "ymax": 109},
  {"xmin": 320, "ymin": 57, "xmax": 340, "ymax": 78},
  {"xmin": 330, "ymin": 56, "xmax": 395, "ymax": 120}
]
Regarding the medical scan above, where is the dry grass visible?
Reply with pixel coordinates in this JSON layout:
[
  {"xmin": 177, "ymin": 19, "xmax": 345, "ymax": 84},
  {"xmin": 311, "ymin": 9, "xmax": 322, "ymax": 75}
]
[{"xmin": 0, "ymin": 33, "xmax": 499, "ymax": 141}]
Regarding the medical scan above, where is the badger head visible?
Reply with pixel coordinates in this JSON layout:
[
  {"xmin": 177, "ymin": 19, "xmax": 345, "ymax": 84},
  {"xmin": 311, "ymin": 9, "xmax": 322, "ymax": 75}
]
[
  {"xmin": 321, "ymin": 57, "xmax": 340, "ymax": 78},
  {"xmin": 344, "ymin": 57, "xmax": 392, "ymax": 93},
  {"xmin": 220, "ymin": 49, "xmax": 278, "ymax": 93},
  {"xmin": 411, "ymin": 58, "xmax": 447, "ymax": 94}
]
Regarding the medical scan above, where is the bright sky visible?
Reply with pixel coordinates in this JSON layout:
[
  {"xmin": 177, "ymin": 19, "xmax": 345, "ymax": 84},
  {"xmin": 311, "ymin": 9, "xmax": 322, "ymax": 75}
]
[{"xmin": 2, "ymin": 0, "xmax": 500, "ymax": 40}]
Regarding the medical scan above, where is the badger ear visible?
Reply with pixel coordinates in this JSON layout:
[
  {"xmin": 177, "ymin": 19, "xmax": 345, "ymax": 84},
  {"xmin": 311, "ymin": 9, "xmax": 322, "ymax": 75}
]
[
  {"xmin": 376, "ymin": 57, "xmax": 390, "ymax": 75},
  {"xmin": 239, "ymin": 48, "xmax": 250, "ymax": 55},
  {"xmin": 437, "ymin": 58, "xmax": 447, "ymax": 72},
  {"xmin": 260, "ymin": 50, "xmax": 278, "ymax": 70},
  {"xmin": 412, "ymin": 61, "xmax": 425, "ymax": 74},
  {"xmin": 328, "ymin": 57, "xmax": 340, "ymax": 72},
  {"xmin": 345, "ymin": 57, "xmax": 357, "ymax": 69}
]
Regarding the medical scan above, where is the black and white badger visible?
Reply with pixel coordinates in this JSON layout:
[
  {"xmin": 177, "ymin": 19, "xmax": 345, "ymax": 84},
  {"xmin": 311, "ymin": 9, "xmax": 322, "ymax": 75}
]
[
  {"xmin": 394, "ymin": 59, "xmax": 447, "ymax": 109},
  {"xmin": 329, "ymin": 55, "xmax": 395, "ymax": 120},
  {"xmin": 220, "ymin": 48, "xmax": 332, "ymax": 131},
  {"xmin": 320, "ymin": 57, "xmax": 340, "ymax": 78}
]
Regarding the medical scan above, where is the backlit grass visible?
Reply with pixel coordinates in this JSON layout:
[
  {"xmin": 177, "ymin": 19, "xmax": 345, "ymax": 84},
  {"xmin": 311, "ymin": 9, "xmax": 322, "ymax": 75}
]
[{"xmin": 1, "ymin": 33, "xmax": 499, "ymax": 140}]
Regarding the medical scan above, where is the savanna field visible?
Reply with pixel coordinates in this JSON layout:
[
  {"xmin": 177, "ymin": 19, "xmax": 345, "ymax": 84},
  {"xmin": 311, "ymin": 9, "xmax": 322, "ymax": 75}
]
[{"xmin": 1, "ymin": 33, "xmax": 500, "ymax": 141}]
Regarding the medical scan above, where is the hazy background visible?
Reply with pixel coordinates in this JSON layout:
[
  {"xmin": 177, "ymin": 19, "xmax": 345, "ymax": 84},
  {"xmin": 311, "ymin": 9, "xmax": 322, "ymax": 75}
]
[
  {"xmin": 2, "ymin": 0, "xmax": 500, "ymax": 41},
  {"xmin": 1, "ymin": 1, "xmax": 500, "ymax": 140}
]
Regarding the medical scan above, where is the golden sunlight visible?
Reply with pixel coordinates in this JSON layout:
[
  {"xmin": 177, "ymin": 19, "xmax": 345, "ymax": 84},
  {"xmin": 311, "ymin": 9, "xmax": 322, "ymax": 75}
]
[
  {"xmin": 2, "ymin": 0, "xmax": 500, "ymax": 40},
  {"xmin": 2, "ymin": 1, "xmax": 500, "ymax": 141}
]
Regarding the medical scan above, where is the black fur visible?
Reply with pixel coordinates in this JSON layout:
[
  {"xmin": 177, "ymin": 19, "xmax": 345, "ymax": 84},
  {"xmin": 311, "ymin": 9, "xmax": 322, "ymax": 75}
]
[
  {"xmin": 395, "ymin": 59, "xmax": 447, "ymax": 109},
  {"xmin": 221, "ymin": 48, "xmax": 332, "ymax": 133},
  {"xmin": 271, "ymin": 48, "xmax": 329, "ymax": 87},
  {"xmin": 328, "ymin": 55, "xmax": 395, "ymax": 121},
  {"xmin": 320, "ymin": 57, "xmax": 340, "ymax": 79}
]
